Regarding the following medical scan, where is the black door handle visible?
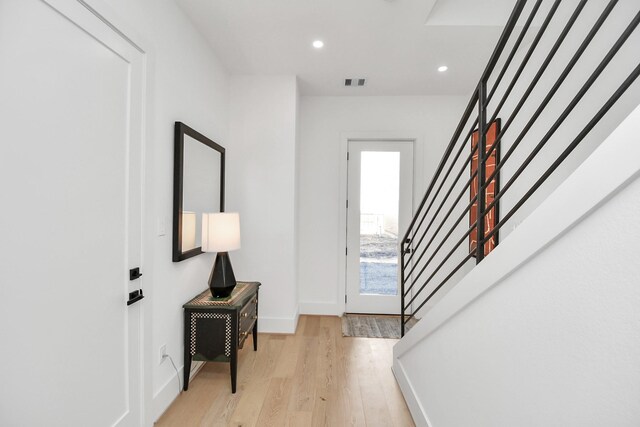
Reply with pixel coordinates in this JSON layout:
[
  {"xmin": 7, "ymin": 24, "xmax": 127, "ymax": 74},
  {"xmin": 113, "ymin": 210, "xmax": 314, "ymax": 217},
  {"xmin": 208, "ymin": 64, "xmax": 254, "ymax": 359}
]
[{"xmin": 127, "ymin": 289, "xmax": 144, "ymax": 306}]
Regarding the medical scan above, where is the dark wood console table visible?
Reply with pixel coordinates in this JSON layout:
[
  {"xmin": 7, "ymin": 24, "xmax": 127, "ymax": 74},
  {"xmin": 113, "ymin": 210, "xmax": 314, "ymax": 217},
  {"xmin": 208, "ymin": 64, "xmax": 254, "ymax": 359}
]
[{"xmin": 183, "ymin": 281, "xmax": 259, "ymax": 393}]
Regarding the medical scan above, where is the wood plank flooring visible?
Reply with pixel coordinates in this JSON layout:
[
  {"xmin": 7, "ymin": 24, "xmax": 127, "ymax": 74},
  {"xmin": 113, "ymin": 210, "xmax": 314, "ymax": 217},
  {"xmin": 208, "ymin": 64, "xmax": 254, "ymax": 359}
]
[{"xmin": 155, "ymin": 315, "xmax": 414, "ymax": 427}]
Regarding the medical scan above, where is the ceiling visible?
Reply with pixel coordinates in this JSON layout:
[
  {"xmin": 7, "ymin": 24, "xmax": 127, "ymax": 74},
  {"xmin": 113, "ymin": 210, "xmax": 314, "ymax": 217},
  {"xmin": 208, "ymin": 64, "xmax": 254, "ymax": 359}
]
[{"xmin": 175, "ymin": 0, "xmax": 529, "ymax": 96}]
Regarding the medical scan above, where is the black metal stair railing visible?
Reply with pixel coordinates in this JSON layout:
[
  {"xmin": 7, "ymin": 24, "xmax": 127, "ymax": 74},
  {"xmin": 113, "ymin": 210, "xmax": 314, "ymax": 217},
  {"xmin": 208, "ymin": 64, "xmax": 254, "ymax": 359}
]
[{"xmin": 401, "ymin": 0, "xmax": 640, "ymax": 336}]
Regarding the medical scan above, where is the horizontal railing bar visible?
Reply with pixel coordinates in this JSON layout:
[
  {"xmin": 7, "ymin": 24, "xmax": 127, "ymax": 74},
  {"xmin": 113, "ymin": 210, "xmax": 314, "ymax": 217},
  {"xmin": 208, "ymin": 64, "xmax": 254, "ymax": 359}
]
[
  {"xmin": 485, "ymin": 0, "xmax": 562, "ymax": 126},
  {"xmin": 483, "ymin": 60, "xmax": 640, "ymax": 244},
  {"xmin": 484, "ymin": 0, "xmax": 617, "ymax": 164},
  {"xmin": 402, "ymin": 91, "xmax": 479, "ymax": 244},
  {"xmin": 404, "ymin": 118, "xmax": 478, "ymax": 264},
  {"xmin": 482, "ymin": 9, "xmax": 640, "ymax": 216},
  {"xmin": 404, "ymin": 219, "xmax": 477, "ymax": 303},
  {"xmin": 404, "ymin": 131, "xmax": 478, "ymax": 265},
  {"xmin": 405, "ymin": 253, "xmax": 475, "ymax": 316},
  {"xmin": 486, "ymin": 0, "xmax": 544, "ymax": 105}
]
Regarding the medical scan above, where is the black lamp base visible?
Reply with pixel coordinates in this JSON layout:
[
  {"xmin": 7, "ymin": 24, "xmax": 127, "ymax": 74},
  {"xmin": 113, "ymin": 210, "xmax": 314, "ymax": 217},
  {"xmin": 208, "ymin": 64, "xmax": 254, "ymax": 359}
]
[{"xmin": 208, "ymin": 252, "xmax": 237, "ymax": 298}]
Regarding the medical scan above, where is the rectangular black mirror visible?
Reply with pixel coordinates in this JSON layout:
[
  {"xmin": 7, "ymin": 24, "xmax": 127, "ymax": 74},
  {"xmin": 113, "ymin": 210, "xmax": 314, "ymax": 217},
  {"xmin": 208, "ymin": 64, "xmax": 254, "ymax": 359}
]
[{"xmin": 173, "ymin": 122, "xmax": 225, "ymax": 262}]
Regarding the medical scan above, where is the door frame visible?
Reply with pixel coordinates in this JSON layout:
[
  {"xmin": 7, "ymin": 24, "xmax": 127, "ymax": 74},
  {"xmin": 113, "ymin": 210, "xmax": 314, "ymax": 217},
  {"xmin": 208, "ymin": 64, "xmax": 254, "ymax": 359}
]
[
  {"xmin": 345, "ymin": 140, "xmax": 413, "ymax": 314},
  {"xmin": 44, "ymin": 0, "xmax": 155, "ymax": 424},
  {"xmin": 338, "ymin": 132, "xmax": 424, "ymax": 316}
]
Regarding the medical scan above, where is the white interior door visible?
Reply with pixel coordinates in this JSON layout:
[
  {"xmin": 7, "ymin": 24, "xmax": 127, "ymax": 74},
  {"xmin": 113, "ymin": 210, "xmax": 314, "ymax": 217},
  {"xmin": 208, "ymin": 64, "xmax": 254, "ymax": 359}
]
[
  {"xmin": 346, "ymin": 141, "xmax": 413, "ymax": 314},
  {"xmin": 0, "ymin": 1, "xmax": 145, "ymax": 426}
]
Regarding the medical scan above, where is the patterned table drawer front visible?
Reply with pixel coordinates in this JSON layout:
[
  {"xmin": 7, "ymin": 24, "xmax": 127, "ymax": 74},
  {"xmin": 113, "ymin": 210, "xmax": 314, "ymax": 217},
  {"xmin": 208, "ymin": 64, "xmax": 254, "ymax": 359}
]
[{"xmin": 190, "ymin": 312, "xmax": 232, "ymax": 358}]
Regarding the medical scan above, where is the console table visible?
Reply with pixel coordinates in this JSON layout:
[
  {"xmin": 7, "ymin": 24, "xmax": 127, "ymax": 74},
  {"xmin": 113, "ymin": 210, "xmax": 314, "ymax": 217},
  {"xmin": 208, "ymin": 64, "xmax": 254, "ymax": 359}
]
[{"xmin": 183, "ymin": 281, "xmax": 259, "ymax": 393}]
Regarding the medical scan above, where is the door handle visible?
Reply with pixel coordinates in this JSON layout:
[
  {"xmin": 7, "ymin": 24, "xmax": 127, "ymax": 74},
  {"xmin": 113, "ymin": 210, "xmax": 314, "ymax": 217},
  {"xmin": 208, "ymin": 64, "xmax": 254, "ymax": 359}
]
[{"xmin": 127, "ymin": 289, "xmax": 144, "ymax": 306}]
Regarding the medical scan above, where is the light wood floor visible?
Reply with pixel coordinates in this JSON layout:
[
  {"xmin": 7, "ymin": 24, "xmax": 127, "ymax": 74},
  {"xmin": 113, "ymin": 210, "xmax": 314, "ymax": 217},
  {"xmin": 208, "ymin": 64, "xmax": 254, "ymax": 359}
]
[{"xmin": 156, "ymin": 315, "xmax": 415, "ymax": 427}]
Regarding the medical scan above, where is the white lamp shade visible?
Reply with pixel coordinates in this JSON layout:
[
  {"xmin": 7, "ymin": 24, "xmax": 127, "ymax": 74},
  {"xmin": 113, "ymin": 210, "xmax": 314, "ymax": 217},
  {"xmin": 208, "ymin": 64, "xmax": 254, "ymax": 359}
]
[
  {"xmin": 181, "ymin": 211, "xmax": 197, "ymax": 251},
  {"xmin": 202, "ymin": 212, "xmax": 241, "ymax": 252}
]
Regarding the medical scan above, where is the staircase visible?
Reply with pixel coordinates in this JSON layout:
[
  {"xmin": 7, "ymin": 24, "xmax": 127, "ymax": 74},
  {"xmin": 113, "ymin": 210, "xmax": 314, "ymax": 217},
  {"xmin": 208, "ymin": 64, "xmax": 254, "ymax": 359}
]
[
  {"xmin": 395, "ymin": 1, "xmax": 640, "ymax": 425},
  {"xmin": 400, "ymin": 0, "xmax": 640, "ymax": 335}
]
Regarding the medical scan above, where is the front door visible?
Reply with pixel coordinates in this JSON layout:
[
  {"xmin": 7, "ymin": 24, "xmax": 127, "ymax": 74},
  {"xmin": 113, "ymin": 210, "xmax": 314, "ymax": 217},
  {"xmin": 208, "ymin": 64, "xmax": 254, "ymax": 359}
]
[
  {"xmin": 346, "ymin": 141, "xmax": 413, "ymax": 314},
  {"xmin": 0, "ymin": 1, "xmax": 145, "ymax": 425}
]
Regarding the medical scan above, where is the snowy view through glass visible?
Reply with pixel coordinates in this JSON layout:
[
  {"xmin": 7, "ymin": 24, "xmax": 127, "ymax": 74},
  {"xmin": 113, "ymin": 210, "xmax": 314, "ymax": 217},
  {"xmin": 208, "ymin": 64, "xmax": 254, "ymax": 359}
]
[{"xmin": 359, "ymin": 152, "xmax": 400, "ymax": 296}]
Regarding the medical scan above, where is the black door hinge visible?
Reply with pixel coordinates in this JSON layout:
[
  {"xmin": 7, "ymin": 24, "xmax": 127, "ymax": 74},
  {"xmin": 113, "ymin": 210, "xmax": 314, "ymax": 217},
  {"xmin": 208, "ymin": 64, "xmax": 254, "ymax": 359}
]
[
  {"xmin": 129, "ymin": 267, "xmax": 143, "ymax": 281},
  {"xmin": 127, "ymin": 289, "xmax": 144, "ymax": 306}
]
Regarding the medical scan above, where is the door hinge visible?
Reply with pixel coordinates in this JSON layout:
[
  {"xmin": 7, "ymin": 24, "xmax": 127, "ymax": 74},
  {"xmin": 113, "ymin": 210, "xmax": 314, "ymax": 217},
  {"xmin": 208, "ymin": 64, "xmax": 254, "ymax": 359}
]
[
  {"xmin": 345, "ymin": 295, "xmax": 347, "ymax": 303},
  {"xmin": 347, "ymin": 152, "xmax": 350, "ymax": 161},
  {"xmin": 129, "ymin": 267, "xmax": 142, "ymax": 281},
  {"xmin": 346, "ymin": 199, "xmax": 349, "ymax": 209},
  {"xmin": 345, "ymin": 247, "xmax": 348, "ymax": 255},
  {"xmin": 127, "ymin": 289, "xmax": 144, "ymax": 306}
]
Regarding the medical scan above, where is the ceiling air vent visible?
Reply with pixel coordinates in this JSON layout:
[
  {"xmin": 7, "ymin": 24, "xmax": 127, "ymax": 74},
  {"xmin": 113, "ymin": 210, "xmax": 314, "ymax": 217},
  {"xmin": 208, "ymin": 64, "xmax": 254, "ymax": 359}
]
[{"xmin": 344, "ymin": 78, "xmax": 366, "ymax": 87}]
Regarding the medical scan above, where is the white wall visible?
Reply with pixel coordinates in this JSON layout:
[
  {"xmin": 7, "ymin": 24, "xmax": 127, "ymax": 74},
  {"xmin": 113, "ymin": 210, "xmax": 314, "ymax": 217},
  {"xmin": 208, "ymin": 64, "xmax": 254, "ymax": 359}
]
[
  {"xmin": 99, "ymin": 0, "xmax": 230, "ymax": 421},
  {"xmin": 227, "ymin": 75, "xmax": 300, "ymax": 333},
  {"xmin": 394, "ymin": 105, "xmax": 640, "ymax": 427},
  {"xmin": 297, "ymin": 95, "xmax": 467, "ymax": 314}
]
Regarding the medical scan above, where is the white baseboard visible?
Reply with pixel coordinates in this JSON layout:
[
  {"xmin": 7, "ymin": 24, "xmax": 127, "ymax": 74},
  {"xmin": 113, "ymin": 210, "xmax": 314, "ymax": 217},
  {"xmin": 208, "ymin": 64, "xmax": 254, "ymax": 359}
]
[
  {"xmin": 152, "ymin": 360, "xmax": 205, "ymax": 422},
  {"xmin": 299, "ymin": 301, "xmax": 341, "ymax": 316},
  {"xmin": 258, "ymin": 308, "xmax": 300, "ymax": 334},
  {"xmin": 392, "ymin": 359, "xmax": 431, "ymax": 427}
]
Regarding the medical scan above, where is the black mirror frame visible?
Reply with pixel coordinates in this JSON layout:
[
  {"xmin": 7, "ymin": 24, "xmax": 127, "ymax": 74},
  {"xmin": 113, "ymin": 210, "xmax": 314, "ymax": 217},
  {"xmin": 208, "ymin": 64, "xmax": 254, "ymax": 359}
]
[{"xmin": 172, "ymin": 121, "xmax": 225, "ymax": 262}]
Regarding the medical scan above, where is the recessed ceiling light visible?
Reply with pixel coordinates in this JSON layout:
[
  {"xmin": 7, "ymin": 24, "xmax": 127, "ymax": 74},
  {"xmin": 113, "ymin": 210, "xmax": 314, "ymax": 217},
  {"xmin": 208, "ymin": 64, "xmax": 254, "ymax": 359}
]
[
  {"xmin": 438, "ymin": 65, "xmax": 448, "ymax": 72},
  {"xmin": 312, "ymin": 40, "xmax": 324, "ymax": 49}
]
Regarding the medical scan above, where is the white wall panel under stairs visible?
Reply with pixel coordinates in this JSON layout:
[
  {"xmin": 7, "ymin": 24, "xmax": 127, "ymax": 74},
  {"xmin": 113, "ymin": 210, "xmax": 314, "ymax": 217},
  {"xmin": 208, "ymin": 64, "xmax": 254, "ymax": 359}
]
[{"xmin": 393, "ymin": 104, "xmax": 640, "ymax": 427}]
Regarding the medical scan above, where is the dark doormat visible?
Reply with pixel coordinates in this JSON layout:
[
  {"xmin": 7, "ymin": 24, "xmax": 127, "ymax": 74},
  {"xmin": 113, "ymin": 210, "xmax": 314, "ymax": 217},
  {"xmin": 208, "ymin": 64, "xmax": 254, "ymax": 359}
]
[{"xmin": 341, "ymin": 314, "xmax": 417, "ymax": 339}]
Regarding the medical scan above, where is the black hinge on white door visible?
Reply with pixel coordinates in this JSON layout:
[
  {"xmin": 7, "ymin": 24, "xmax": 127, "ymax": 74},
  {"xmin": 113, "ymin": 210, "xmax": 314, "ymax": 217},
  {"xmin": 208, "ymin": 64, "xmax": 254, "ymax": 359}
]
[
  {"xmin": 127, "ymin": 289, "xmax": 144, "ymax": 306},
  {"xmin": 129, "ymin": 267, "xmax": 143, "ymax": 280}
]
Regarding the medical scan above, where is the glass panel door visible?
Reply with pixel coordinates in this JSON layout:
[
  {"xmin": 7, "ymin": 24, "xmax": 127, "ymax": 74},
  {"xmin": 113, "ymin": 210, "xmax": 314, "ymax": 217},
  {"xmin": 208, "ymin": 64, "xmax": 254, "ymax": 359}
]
[{"xmin": 346, "ymin": 140, "xmax": 413, "ymax": 314}]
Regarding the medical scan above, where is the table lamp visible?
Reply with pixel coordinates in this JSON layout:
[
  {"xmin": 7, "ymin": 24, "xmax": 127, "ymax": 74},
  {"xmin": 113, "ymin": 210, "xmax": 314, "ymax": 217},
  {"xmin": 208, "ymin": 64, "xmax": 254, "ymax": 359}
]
[{"xmin": 202, "ymin": 212, "xmax": 241, "ymax": 298}]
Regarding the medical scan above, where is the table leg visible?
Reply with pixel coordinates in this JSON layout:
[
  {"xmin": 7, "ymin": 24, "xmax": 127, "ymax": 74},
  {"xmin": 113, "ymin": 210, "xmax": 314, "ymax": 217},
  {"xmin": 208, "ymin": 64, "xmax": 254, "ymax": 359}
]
[
  {"xmin": 230, "ymin": 345, "xmax": 237, "ymax": 393},
  {"xmin": 183, "ymin": 312, "xmax": 192, "ymax": 391},
  {"xmin": 252, "ymin": 318, "xmax": 258, "ymax": 351}
]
